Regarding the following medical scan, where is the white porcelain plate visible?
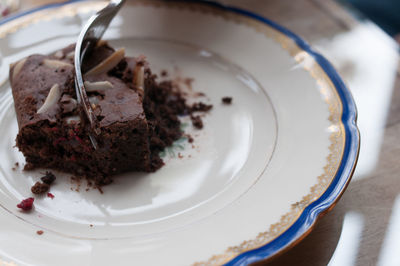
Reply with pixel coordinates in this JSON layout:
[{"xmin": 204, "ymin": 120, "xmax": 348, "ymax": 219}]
[{"xmin": 0, "ymin": 1, "xmax": 359, "ymax": 265}]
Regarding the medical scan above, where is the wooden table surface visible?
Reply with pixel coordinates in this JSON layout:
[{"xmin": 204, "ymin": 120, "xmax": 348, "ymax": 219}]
[{"xmin": 14, "ymin": 1, "xmax": 400, "ymax": 265}]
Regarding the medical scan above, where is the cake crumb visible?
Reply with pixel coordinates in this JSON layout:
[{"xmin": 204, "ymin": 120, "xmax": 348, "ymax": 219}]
[
  {"xmin": 12, "ymin": 167, "xmax": 16, "ymax": 171},
  {"xmin": 191, "ymin": 102, "xmax": 213, "ymax": 112},
  {"xmin": 70, "ymin": 176, "xmax": 81, "ymax": 192},
  {"xmin": 17, "ymin": 197, "xmax": 34, "ymax": 211},
  {"xmin": 41, "ymin": 171, "xmax": 56, "ymax": 185},
  {"xmin": 85, "ymin": 181, "xmax": 93, "ymax": 192},
  {"xmin": 36, "ymin": 230, "xmax": 44, "ymax": 235},
  {"xmin": 90, "ymin": 224, "xmax": 93, "ymax": 227},
  {"xmin": 24, "ymin": 163, "xmax": 35, "ymax": 170},
  {"xmin": 191, "ymin": 115, "xmax": 203, "ymax": 129},
  {"xmin": 15, "ymin": 162, "xmax": 19, "ymax": 167},
  {"xmin": 222, "ymin": 97, "xmax": 233, "ymax": 105},
  {"xmin": 195, "ymin": 92, "xmax": 205, "ymax": 97},
  {"xmin": 161, "ymin": 70, "xmax": 168, "ymax": 77},
  {"xmin": 178, "ymin": 153, "xmax": 183, "ymax": 159},
  {"xmin": 31, "ymin": 181, "xmax": 50, "ymax": 194}
]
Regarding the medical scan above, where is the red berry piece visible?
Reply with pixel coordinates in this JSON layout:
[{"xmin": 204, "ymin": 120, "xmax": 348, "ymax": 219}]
[
  {"xmin": 2, "ymin": 8, "xmax": 10, "ymax": 17},
  {"xmin": 17, "ymin": 197, "xmax": 34, "ymax": 211},
  {"xmin": 47, "ymin": 193, "xmax": 55, "ymax": 199}
]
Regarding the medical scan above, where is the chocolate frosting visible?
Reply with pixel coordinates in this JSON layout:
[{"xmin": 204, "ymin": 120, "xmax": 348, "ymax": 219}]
[
  {"xmin": 85, "ymin": 74, "xmax": 145, "ymax": 127},
  {"xmin": 10, "ymin": 54, "xmax": 74, "ymax": 128},
  {"xmin": 10, "ymin": 43, "xmax": 145, "ymax": 130}
]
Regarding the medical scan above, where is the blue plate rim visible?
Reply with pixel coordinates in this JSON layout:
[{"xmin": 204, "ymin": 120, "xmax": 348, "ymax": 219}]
[{"xmin": 0, "ymin": 1, "xmax": 360, "ymax": 265}]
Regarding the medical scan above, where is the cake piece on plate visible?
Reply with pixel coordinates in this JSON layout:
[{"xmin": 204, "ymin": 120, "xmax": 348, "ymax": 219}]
[{"xmin": 10, "ymin": 42, "xmax": 189, "ymax": 185}]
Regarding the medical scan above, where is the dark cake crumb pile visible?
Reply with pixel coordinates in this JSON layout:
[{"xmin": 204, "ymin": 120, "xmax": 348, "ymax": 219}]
[{"xmin": 143, "ymin": 78, "xmax": 213, "ymax": 163}]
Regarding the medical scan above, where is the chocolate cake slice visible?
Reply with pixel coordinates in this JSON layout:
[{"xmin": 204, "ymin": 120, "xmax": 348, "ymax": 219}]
[{"xmin": 9, "ymin": 42, "xmax": 208, "ymax": 185}]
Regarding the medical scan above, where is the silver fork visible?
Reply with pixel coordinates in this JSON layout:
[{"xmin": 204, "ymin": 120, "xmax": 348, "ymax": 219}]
[{"xmin": 74, "ymin": 0, "xmax": 126, "ymax": 149}]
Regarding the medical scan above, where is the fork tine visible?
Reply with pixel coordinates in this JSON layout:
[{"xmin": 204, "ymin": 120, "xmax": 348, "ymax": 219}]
[{"xmin": 74, "ymin": 0, "xmax": 126, "ymax": 149}]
